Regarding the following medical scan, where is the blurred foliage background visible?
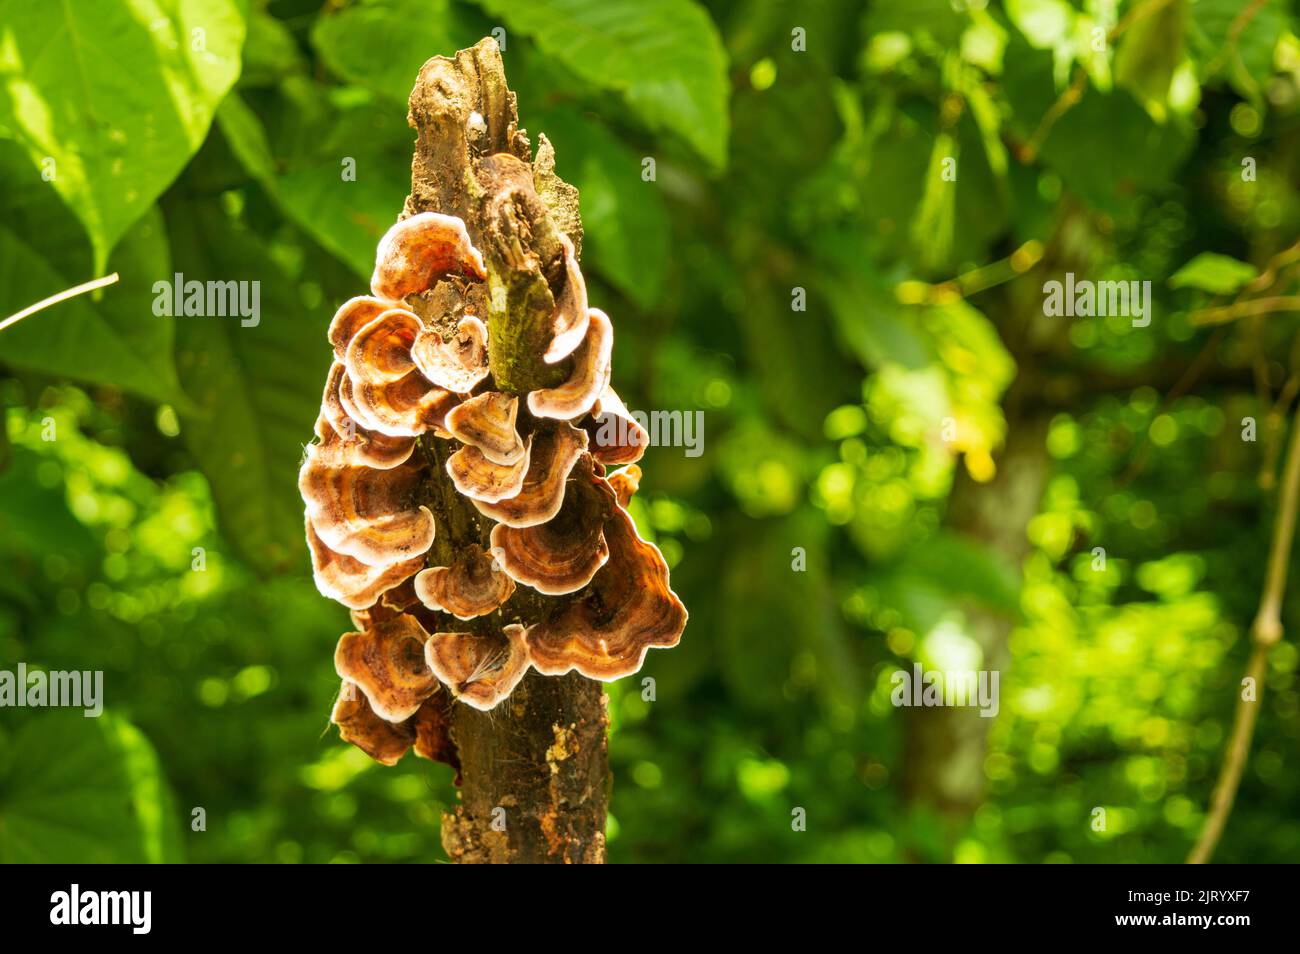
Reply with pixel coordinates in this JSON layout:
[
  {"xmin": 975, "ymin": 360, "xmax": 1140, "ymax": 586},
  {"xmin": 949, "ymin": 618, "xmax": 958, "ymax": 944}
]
[{"xmin": 2, "ymin": 0, "xmax": 1299, "ymax": 863}]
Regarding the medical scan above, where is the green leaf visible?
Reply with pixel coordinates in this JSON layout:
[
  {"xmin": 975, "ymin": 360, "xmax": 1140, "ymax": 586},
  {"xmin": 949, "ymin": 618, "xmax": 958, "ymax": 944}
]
[
  {"xmin": 1189, "ymin": 0, "xmax": 1290, "ymax": 100},
  {"xmin": 166, "ymin": 201, "xmax": 329, "ymax": 573},
  {"xmin": 536, "ymin": 107, "xmax": 669, "ymax": 308},
  {"xmin": 475, "ymin": 0, "xmax": 730, "ymax": 169},
  {"xmin": 1115, "ymin": 0, "xmax": 1188, "ymax": 120},
  {"xmin": 0, "ymin": 0, "xmax": 246, "ymax": 271},
  {"xmin": 1169, "ymin": 252, "xmax": 1259, "ymax": 294},
  {"xmin": 864, "ymin": 0, "xmax": 967, "ymax": 47},
  {"xmin": 1003, "ymin": 38, "xmax": 1193, "ymax": 215},
  {"xmin": 241, "ymin": 5, "xmax": 308, "ymax": 87},
  {"xmin": 312, "ymin": 0, "xmax": 480, "ymax": 102},
  {"xmin": 217, "ymin": 92, "xmax": 410, "ymax": 279},
  {"xmin": 0, "ymin": 218, "xmax": 183, "ymax": 405},
  {"xmin": 0, "ymin": 710, "xmax": 183, "ymax": 863}
]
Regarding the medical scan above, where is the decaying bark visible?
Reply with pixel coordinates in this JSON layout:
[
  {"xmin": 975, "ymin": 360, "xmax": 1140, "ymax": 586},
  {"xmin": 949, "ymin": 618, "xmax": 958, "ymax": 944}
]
[{"xmin": 404, "ymin": 39, "xmax": 607, "ymax": 863}]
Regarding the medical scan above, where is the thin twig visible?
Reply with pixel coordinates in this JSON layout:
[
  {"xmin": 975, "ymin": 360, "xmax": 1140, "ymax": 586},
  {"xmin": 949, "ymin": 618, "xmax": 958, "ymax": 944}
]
[
  {"xmin": 0, "ymin": 273, "xmax": 120, "ymax": 334},
  {"xmin": 1187, "ymin": 401, "xmax": 1300, "ymax": 863},
  {"xmin": 1193, "ymin": 296, "xmax": 1300, "ymax": 326}
]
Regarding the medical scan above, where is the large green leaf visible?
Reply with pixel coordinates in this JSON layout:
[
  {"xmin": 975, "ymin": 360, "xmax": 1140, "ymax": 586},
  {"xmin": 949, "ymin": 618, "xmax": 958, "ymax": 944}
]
[
  {"xmin": 217, "ymin": 91, "xmax": 411, "ymax": 280},
  {"xmin": 0, "ymin": 218, "xmax": 183, "ymax": 405},
  {"xmin": 537, "ymin": 107, "xmax": 670, "ymax": 308},
  {"xmin": 0, "ymin": 139, "xmax": 182, "ymax": 402},
  {"xmin": 1169, "ymin": 252, "xmax": 1259, "ymax": 295},
  {"xmin": 166, "ymin": 200, "xmax": 329, "ymax": 572},
  {"xmin": 0, "ymin": 710, "xmax": 183, "ymax": 863},
  {"xmin": 312, "ymin": 0, "xmax": 481, "ymax": 102},
  {"xmin": 1189, "ymin": 0, "xmax": 1290, "ymax": 100},
  {"xmin": 0, "ymin": 0, "xmax": 246, "ymax": 271},
  {"xmin": 475, "ymin": 0, "xmax": 730, "ymax": 169},
  {"xmin": 1003, "ymin": 38, "xmax": 1193, "ymax": 214}
]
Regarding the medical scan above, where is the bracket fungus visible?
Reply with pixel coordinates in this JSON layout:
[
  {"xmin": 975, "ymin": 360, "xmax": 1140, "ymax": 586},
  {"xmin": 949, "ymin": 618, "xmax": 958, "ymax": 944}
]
[
  {"xmin": 412, "ymin": 315, "xmax": 490, "ymax": 393},
  {"xmin": 414, "ymin": 543, "xmax": 516, "ymax": 619},
  {"xmin": 543, "ymin": 232, "xmax": 590, "ymax": 363},
  {"xmin": 527, "ymin": 307, "xmax": 613, "ymax": 421},
  {"xmin": 424, "ymin": 625, "xmax": 532, "ymax": 711},
  {"xmin": 335, "ymin": 613, "xmax": 439, "ymax": 722},
  {"xmin": 300, "ymin": 87, "xmax": 686, "ymax": 768},
  {"xmin": 445, "ymin": 390, "xmax": 525, "ymax": 464},
  {"xmin": 371, "ymin": 211, "xmax": 487, "ymax": 300}
]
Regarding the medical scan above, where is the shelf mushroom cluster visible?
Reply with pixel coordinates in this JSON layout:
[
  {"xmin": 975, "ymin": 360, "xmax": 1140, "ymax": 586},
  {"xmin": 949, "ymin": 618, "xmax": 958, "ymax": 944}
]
[{"xmin": 299, "ymin": 211, "xmax": 687, "ymax": 765}]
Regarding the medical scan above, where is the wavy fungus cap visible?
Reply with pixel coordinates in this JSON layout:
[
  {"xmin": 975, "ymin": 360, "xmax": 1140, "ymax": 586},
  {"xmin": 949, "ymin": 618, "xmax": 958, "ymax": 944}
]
[
  {"xmin": 339, "ymin": 367, "xmax": 459, "ymax": 438},
  {"xmin": 346, "ymin": 308, "xmax": 421, "ymax": 386},
  {"xmin": 371, "ymin": 211, "xmax": 487, "ymax": 300},
  {"xmin": 583, "ymin": 386, "xmax": 648, "ymax": 466},
  {"xmin": 489, "ymin": 459, "xmax": 612, "ymax": 595},
  {"xmin": 542, "ymin": 232, "xmax": 589, "ymax": 363},
  {"xmin": 414, "ymin": 543, "xmax": 516, "ymax": 619},
  {"xmin": 424, "ymin": 625, "xmax": 532, "ymax": 712},
  {"xmin": 299, "ymin": 458, "xmax": 435, "ymax": 566},
  {"xmin": 306, "ymin": 517, "xmax": 426, "ymax": 610},
  {"xmin": 446, "ymin": 436, "xmax": 533, "ymax": 503},
  {"xmin": 467, "ymin": 422, "xmax": 588, "ymax": 527},
  {"xmin": 328, "ymin": 296, "xmax": 392, "ymax": 362},
  {"xmin": 412, "ymin": 315, "xmax": 490, "ymax": 393},
  {"xmin": 334, "ymin": 613, "xmax": 438, "ymax": 722},
  {"xmin": 527, "ymin": 308, "xmax": 612, "ymax": 421},
  {"xmin": 331, "ymin": 680, "xmax": 415, "ymax": 766},
  {"xmin": 525, "ymin": 489, "xmax": 687, "ymax": 680},
  {"xmin": 445, "ymin": 391, "xmax": 526, "ymax": 465}
]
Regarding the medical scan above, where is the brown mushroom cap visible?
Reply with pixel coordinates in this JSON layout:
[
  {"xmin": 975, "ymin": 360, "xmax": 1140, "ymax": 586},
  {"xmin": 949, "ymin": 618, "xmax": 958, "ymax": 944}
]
[
  {"xmin": 445, "ymin": 391, "xmax": 525, "ymax": 465},
  {"xmin": 306, "ymin": 517, "xmax": 426, "ymax": 609},
  {"xmin": 446, "ymin": 437, "xmax": 532, "ymax": 503},
  {"xmin": 582, "ymin": 385, "xmax": 648, "ymax": 465},
  {"xmin": 334, "ymin": 613, "xmax": 438, "ymax": 722},
  {"xmin": 411, "ymin": 315, "xmax": 489, "ymax": 393},
  {"xmin": 311, "ymin": 412, "xmax": 416, "ymax": 471},
  {"xmin": 412, "ymin": 695, "xmax": 460, "ymax": 771},
  {"xmin": 346, "ymin": 308, "xmax": 421, "ymax": 386},
  {"xmin": 489, "ymin": 462, "xmax": 612, "ymax": 594},
  {"xmin": 527, "ymin": 308, "xmax": 613, "ymax": 421},
  {"xmin": 340, "ymin": 366, "xmax": 458, "ymax": 437},
  {"xmin": 524, "ymin": 499, "xmax": 687, "ymax": 680},
  {"xmin": 328, "ymin": 296, "xmax": 393, "ymax": 362},
  {"xmin": 414, "ymin": 543, "xmax": 516, "ymax": 619},
  {"xmin": 371, "ymin": 211, "xmax": 487, "ymax": 300},
  {"xmin": 607, "ymin": 464, "xmax": 642, "ymax": 509},
  {"xmin": 299, "ymin": 458, "xmax": 435, "ymax": 566},
  {"xmin": 321, "ymin": 361, "xmax": 354, "ymax": 435},
  {"xmin": 468, "ymin": 422, "xmax": 588, "ymax": 527},
  {"xmin": 424, "ymin": 625, "xmax": 531, "ymax": 712},
  {"xmin": 543, "ymin": 232, "xmax": 590, "ymax": 363},
  {"xmin": 331, "ymin": 679, "xmax": 415, "ymax": 765}
]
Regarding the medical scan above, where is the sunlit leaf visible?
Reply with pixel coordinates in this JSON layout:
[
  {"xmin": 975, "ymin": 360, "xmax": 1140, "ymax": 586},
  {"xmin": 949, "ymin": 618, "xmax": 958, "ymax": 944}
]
[
  {"xmin": 1170, "ymin": 252, "xmax": 1259, "ymax": 295},
  {"xmin": 475, "ymin": 0, "xmax": 730, "ymax": 169},
  {"xmin": 0, "ymin": 710, "xmax": 183, "ymax": 863},
  {"xmin": 0, "ymin": 0, "xmax": 246, "ymax": 270}
]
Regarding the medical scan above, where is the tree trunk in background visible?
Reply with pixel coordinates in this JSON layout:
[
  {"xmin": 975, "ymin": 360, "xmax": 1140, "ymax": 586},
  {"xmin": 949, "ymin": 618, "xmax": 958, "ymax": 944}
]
[
  {"xmin": 902, "ymin": 385, "xmax": 1050, "ymax": 820},
  {"xmin": 405, "ymin": 39, "xmax": 607, "ymax": 863}
]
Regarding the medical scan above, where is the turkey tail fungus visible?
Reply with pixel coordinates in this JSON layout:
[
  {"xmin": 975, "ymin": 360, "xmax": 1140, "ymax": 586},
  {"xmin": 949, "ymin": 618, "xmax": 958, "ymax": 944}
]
[{"xmin": 298, "ymin": 38, "xmax": 687, "ymax": 863}]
